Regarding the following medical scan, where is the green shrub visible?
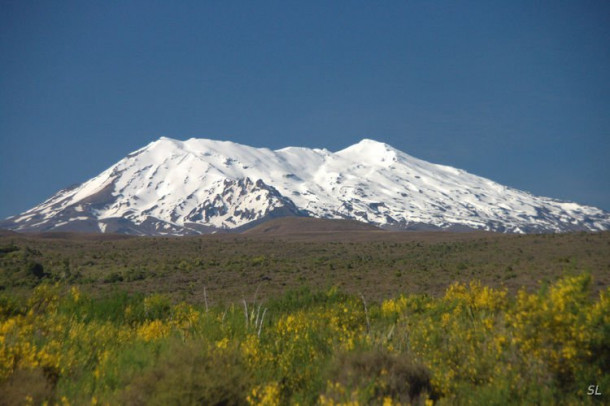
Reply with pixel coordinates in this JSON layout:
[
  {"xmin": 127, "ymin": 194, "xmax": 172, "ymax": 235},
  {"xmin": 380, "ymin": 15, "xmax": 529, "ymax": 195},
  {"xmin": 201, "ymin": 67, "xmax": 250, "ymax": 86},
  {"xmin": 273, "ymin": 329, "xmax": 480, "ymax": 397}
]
[
  {"xmin": 103, "ymin": 272, "xmax": 124, "ymax": 283},
  {"xmin": 0, "ymin": 368, "xmax": 55, "ymax": 406},
  {"xmin": 121, "ymin": 339, "xmax": 252, "ymax": 406},
  {"xmin": 323, "ymin": 349, "xmax": 434, "ymax": 404}
]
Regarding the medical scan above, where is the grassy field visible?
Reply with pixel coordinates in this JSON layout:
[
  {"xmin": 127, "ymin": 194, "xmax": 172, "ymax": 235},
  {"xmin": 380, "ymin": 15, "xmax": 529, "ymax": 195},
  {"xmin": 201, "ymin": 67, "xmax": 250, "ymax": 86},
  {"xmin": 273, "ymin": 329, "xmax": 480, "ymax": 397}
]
[{"xmin": 1, "ymin": 227, "xmax": 609, "ymax": 404}]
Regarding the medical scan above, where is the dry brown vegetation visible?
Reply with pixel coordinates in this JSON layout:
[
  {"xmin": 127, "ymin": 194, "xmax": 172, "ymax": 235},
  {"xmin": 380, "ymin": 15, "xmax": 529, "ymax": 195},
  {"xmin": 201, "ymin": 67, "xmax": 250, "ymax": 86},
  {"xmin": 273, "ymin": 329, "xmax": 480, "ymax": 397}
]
[{"xmin": 1, "ymin": 221, "xmax": 608, "ymax": 304}]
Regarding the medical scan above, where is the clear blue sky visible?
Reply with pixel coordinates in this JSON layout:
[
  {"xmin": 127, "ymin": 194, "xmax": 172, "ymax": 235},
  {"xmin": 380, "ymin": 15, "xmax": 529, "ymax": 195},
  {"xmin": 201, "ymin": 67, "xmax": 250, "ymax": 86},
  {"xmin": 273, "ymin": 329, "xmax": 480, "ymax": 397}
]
[{"xmin": 1, "ymin": 0, "xmax": 609, "ymax": 218}]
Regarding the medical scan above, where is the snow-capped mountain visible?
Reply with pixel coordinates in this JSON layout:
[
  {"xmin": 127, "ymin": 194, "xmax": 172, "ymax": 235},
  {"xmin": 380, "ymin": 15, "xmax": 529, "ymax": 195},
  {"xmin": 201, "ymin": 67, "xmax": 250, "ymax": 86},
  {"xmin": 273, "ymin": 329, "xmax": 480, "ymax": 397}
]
[{"xmin": 2, "ymin": 137, "xmax": 609, "ymax": 235}]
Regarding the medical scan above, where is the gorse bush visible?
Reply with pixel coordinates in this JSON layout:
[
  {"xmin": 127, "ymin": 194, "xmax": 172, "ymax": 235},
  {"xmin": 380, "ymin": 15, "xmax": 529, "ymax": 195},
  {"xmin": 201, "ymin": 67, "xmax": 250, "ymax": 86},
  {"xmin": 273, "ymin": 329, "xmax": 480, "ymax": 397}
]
[
  {"xmin": 0, "ymin": 274, "xmax": 608, "ymax": 405},
  {"xmin": 121, "ymin": 339, "xmax": 252, "ymax": 406},
  {"xmin": 0, "ymin": 367, "xmax": 54, "ymax": 406},
  {"xmin": 322, "ymin": 349, "xmax": 434, "ymax": 405}
]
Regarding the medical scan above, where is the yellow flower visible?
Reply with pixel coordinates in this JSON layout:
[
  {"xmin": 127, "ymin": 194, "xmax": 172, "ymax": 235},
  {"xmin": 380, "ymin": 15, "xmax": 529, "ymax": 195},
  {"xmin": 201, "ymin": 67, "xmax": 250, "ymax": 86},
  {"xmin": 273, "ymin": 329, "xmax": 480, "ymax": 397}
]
[
  {"xmin": 70, "ymin": 286, "xmax": 81, "ymax": 303},
  {"xmin": 247, "ymin": 382, "xmax": 281, "ymax": 406},
  {"xmin": 215, "ymin": 337, "xmax": 229, "ymax": 350},
  {"xmin": 136, "ymin": 320, "xmax": 170, "ymax": 341},
  {"xmin": 381, "ymin": 297, "xmax": 408, "ymax": 317}
]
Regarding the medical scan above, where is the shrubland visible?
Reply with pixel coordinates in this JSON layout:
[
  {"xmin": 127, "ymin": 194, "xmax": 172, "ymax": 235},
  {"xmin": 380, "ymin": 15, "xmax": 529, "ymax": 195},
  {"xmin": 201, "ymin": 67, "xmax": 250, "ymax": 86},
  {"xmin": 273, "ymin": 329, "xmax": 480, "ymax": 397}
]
[
  {"xmin": 1, "ymin": 231, "xmax": 609, "ymax": 304},
  {"xmin": 1, "ymin": 274, "xmax": 608, "ymax": 405}
]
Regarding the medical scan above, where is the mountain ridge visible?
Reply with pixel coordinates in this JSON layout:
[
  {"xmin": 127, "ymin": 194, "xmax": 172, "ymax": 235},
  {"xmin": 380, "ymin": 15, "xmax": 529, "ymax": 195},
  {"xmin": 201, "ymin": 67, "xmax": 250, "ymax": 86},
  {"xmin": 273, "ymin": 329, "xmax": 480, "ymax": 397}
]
[{"xmin": 2, "ymin": 137, "xmax": 609, "ymax": 235}]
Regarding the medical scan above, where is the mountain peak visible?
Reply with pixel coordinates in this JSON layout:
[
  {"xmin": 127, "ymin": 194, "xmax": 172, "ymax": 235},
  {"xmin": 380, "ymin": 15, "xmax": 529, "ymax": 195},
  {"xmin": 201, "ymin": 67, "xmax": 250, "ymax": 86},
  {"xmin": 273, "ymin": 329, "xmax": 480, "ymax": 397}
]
[
  {"xmin": 155, "ymin": 136, "xmax": 184, "ymax": 145},
  {"xmin": 336, "ymin": 138, "xmax": 399, "ymax": 164},
  {"xmin": 146, "ymin": 136, "xmax": 184, "ymax": 150},
  {"xmin": 356, "ymin": 138, "xmax": 389, "ymax": 146},
  {"xmin": 2, "ymin": 138, "xmax": 609, "ymax": 235}
]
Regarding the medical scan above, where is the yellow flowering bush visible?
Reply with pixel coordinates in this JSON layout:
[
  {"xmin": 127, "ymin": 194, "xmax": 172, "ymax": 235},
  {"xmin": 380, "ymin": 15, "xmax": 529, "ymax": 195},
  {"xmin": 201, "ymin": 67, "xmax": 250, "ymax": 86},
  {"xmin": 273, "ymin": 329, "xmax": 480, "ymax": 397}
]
[
  {"xmin": 136, "ymin": 319, "xmax": 170, "ymax": 341},
  {"xmin": 507, "ymin": 274, "xmax": 601, "ymax": 387},
  {"xmin": 444, "ymin": 280, "xmax": 508, "ymax": 311},
  {"xmin": 247, "ymin": 381, "xmax": 281, "ymax": 406},
  {"xmin": 0, "ymin": 276, "xmax": 607, "ymax": 404},
  {"xmin": 381, "ymin": 296, "xmax": 408, "ymax": 318}
]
